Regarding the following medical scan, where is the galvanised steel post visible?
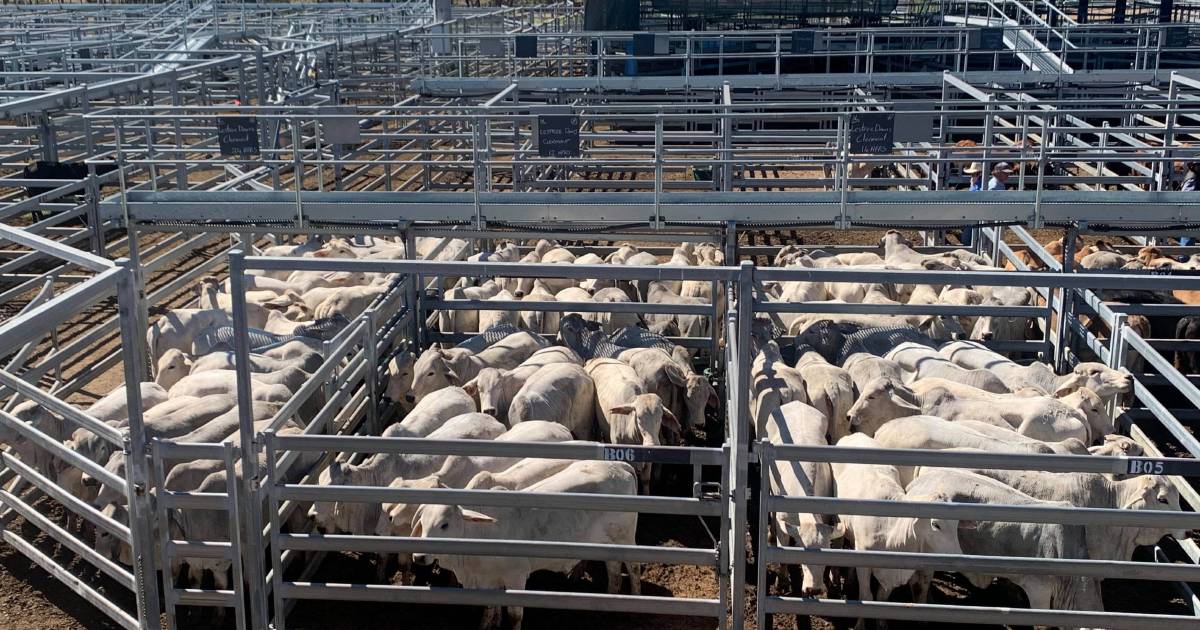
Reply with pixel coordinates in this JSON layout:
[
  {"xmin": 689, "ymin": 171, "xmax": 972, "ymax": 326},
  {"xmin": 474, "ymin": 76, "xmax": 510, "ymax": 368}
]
[
  {"xmin": 115, "ymin": 260, "xmax": 162, "ymax": 630},
  {"xmin": 264, "ymin": 430, "xmax": 288, "ymax": 630},
  {"xmin": 729, "ymin": 260, "xmax": 753, "ymax": 630},
  {"xmin": 229, "ymin": 250, "xmax": 269, "ymax": 629},
  {"xmin": 364, "ymin": 308, "xmax": 380, "ymax": 434},
  {"xmin": 1054, "ymin": 227, "xmax": 1079, "ymax": 372},
  {"xmin": 755, "ymin": 439, "xmax": 772, "ymax": 630}
]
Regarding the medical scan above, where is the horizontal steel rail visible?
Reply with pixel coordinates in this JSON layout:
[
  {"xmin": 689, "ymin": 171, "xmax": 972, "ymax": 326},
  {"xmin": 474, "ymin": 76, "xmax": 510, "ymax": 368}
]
[
  {"xmin": 765, "ymin": 443, "xmax": 1175, "ymax": 474},
  {"xmin": 278, "ymin": 582, "xmax": 723, "ymax": 617},
  {"xmin": 765, "ymin": 547, "xmax": 1200, "ymax": 582},
  {"xmin": 426, "ymin": 297, "xmax": 714, "ymax": 316},
  {"xmin": 764, "ymin": 597, "xmax": 1200, "ymax": 629},
  {"xmin": 245, "ymin": 255, "xmax": 740, "ymax": 282},
  {"xmin": 271, "ymin": 434, "xmax": 726, "ymax": 465},
  {"xmin": 278, "ymin": 485, "xmax": 723, "ymax": 517},
  {"xmin": 0, "ymin": 369, "xmax": 123, "ymax": 445},
  {"xmin": 771, "ymin": 495, "xmax": 1196, "ymax": 530},
  {"xmin": 0, "ymin": 450, "xmax": 130, "ymax": 543},
  {"xmin": 278, "ymin": 534, "xmax": 715, "ymax": 565},
  {"xmin": 0, "ymin": 266, "xmax": 121, "ymax": 357},
  {"xmin": 0, "ymin": 408, "xmax": 126, "ymax": 492},
  {"xmin": 755, "ymin": 301, "xmax": 1045, "ymax": 317}
]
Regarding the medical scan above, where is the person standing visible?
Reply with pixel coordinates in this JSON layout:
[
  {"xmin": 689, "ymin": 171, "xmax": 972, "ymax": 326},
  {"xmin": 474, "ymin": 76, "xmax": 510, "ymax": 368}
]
[
  {"xmin": 988, "ymin": 162, "xmax": 1013, "ymax": 191},
  {"xmin": 964, "ymin": 162, "xmax": 984, "ymax": 191},
  {"xmin": 1180, "ymin": 162, "xmax": 1198, "ymax": 247}
]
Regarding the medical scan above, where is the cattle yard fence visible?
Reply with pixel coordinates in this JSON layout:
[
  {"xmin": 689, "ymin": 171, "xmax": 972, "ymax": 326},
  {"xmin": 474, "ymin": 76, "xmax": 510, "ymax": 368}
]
[{"xmin": 3, "ymin": 221, "xmax": 1200, "ymax": 629}]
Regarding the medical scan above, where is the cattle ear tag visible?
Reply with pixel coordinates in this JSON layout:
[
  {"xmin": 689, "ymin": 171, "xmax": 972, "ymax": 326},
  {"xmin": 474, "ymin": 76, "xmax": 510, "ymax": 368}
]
[{"xmin": 461, "ymin": 509, "xmax": 497, "ymax": 524}]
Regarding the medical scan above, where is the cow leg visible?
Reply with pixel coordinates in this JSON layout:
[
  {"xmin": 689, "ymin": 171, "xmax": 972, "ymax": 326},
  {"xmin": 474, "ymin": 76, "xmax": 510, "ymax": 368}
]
[
  {"xmin": 506, "ymin": 606, "xmax": 525, "ymax": 630},
  {"xmin": 775, "ymin": 563, "xmax": 793, "ymax": 594},
  {"xmin": 626, "ymin": 562, "xmax": 641, "ymax": 595},
  {"xmin": 478, "ymin": 606, "xmax": 501, "ymax": 630},
  {"xmin": 855, "ymin": 567, "xmax": 873, "ymax": 630},
  {"xmin": 605, "ymin": 560, "xmax": 622, "ymax": 593},
  {"xmin": 910, "ymin": 570, "xmax": 932, "ymax": 603},
  {"xmin": 1021, "ymin": 577, "xmax": 1052, "ymax": 611},
  {"xmin": 375, "ymin": 553, "xmax": 392, "ymax": 583}
]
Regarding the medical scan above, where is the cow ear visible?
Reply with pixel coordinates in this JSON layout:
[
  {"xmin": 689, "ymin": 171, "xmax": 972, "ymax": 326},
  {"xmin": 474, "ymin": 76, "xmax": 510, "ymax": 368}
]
[
  {"xmin": 330, "ymin": 462, "xmax": 348, "ymax": 484},
  {"xmin": 666, "ymin": 365, "xmax": 689, "ymax": 388},
  {"xmin": 1053, "ymin": 373, "xmax": 1086, "ymax": 397},
  {"xmin": 446, "ymin": 370, "xmax": 461, "ymax": 386},
  {"xmin": 462, "ymin": 380, "xmax": 478, "ymax": 397},
  {"xmin": 661, "ymin": 408, "xmax": 682, "ymax": 433},
  {"xmin": 461, "ymin": 509, "xmax": 496, "ymax": 524},
  {"xmin": 409, "ymin": 518, "xmax": 424, "ymax": 538},
  {"xmin": 609, "ymin": 405, "xmax": 635, "ymax": 415}
]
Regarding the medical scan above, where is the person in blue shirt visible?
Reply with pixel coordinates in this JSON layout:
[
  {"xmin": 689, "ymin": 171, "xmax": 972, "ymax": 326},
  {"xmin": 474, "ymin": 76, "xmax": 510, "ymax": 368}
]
[
  {"xmin": 964, "ymin": 162, "xmax": 983, "ymax": 191},
  {"xmin": 988, "ymin": 162, "xmax": 1013, "ymax": 191},
  {"xmin": 1179, "ymin": 163, "xmax": 1198, "ymax": 247}
]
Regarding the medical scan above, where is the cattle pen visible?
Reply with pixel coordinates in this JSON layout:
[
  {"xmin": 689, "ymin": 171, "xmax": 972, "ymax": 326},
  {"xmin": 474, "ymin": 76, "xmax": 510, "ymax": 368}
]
[{"xmin": 2, "ymin": 2, "xmax": 1200, "ymax": 630}]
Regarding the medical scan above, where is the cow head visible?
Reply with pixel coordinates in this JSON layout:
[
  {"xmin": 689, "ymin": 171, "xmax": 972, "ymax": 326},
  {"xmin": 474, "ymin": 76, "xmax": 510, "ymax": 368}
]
[
  {"xmin": 1118, "ymin": 475, "xmax": 1185, "ymax": 541},
  {"xmin": 464, "ymin": 367, "xmax": 507, "ymax": 417},
  {"xmin": 410, "ymin": 348, "xmax": 460, "ymax": 403},
  {"xmin": 1088, "ymin": 434, "xmax": 1143, "ymax": 457},
  {"xmin": 154, "ymin": 349, "xmax": 192, "ymax": 390},
  {"xmin": 793, "ymin": 320, "xmax": 844, "ymax": 365},
  {"xmin": 847, "ymin": 377, "xmax": 920, "ymax": 437},
  {"xmin": 1057, "ymin": 387, "xmax": 1109, "ymax": 444},
  {"xmin": 775, "ymin": 515, "xmax": 846, "ymax": 595},
  {"xmin": 610, "ymin": 393, "xmax": 680, "ymax": 447},
  {"xmin": 1055, "ymin": 363, "xmax": 1132, "ymax": 400},
  {"xmin": 376, "ymin": 476, "xmax": 444, "ymax": 537},
  {"xmin": 309, "ymin": 461, "xmax": 377, "ymax": 535},
  {"xmin": 410, "ymin": 503, "xmax": 496, "ymax": 567}
]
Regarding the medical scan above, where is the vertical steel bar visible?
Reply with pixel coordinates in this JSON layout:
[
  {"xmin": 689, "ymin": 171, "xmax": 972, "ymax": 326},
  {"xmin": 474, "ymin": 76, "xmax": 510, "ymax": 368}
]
[
  {"xmin": 225, "ymin": 441, "xmax": 248, "ymax": 630},
  {"xmin": 116, "ymin": 261, "xmax": 162, "ymax": 630},
  {"xmin": 755, "ymin": 440, "xmax": 772, "ymax": 630},
  {"xmin": 265, "ymin": 431, "xmax": 287, "ymax": 630},
  {"xmin": 730, "ymin": 260, "xmax": 753, "ymax": 630},
  {"xmin": 152, "ymin": 440, "xmax": 178, "ymax": 630},
  {"xmin": 364, "ymin": 309, "xmax": 380, "ymax": 434},
  {"xmin": 229, "ymin": 251, "xmax": 268, "ymax": 629},
  {"xmin": 1055, "ymin": 227, "xmax": 1078, "ymax": 371}
]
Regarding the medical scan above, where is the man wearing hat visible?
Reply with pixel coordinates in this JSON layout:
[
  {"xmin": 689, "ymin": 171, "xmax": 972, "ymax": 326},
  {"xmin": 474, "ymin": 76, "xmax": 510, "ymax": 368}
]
[
  {"xmin": 964, "ymin": 162, "xmax": 984, "ymax": 191},
  {"xmin": 988, "ymin": 162, "xmax": 1013, "ymax": 191}
]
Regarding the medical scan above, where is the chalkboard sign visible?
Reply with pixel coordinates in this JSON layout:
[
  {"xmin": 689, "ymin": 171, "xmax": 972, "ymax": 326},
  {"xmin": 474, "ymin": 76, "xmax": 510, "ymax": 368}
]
[
  {"xmin": 1166, "ymin": 26, "xmax": 1190, "ymax": 48},
  {"xmin": 217, "ymin": 117, "xmax": 260, "ymax": 157},
  {"xmin": 537, "ymin": 114, "xmax": 580, "ymax": 158},
  {"xmin": 515, "ymin": 35, "xmax": 538, "ymax": 58},
  {"xmin": 978, "ymin": 27, "xmax": 1005, "ymax": 51},
  {"xmin": 791, "ymin": 29, "xmax": 816, "ymax": 55},
  {"xmin": 319, "ymin": 106, "xmax": 361, "ymax": 145},
  {"xmin": 479, "ymin": 38, "xmax": 505, "ymax": 57},
  {"xmin": 849, "ymin": 112, "xmax": 895, "ymax": 155},
  {"xmin": 1126, "ymin": 457, "xmax": 1200, "ymax": 476}
]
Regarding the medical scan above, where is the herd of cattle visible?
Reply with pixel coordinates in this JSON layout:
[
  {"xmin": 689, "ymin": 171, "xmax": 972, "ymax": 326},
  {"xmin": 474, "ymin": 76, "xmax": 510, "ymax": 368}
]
[{"xmin": 0, "ymin": 228, "xmax": 1193, "ymax": 629}]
